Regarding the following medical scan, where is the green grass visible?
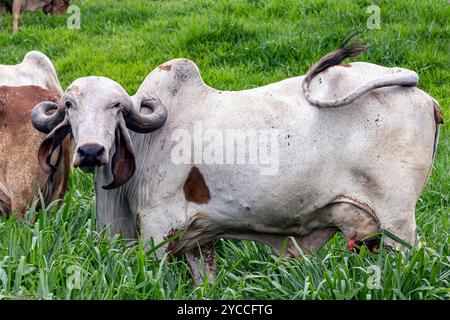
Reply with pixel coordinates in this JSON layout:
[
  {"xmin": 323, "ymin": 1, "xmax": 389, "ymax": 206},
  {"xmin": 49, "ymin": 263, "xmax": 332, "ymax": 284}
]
[{"xmin": 0, "ymin": 0, "xmax": 449, "ymax": 300}]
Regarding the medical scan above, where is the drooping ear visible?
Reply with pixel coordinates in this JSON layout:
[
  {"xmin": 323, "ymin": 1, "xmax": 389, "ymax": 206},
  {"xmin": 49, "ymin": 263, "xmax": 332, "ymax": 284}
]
[
  {"xmin": 38, "ymin": 120, "xmax": 71, "ymax": 175},
  {"xmin": 102, "ymin": 122, "xmax": 136, "ymax": 190}
]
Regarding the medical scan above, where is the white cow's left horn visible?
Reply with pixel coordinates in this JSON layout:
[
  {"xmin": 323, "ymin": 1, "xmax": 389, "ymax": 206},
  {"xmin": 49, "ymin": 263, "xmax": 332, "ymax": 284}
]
[
  {"xmin": 31, "ymin": 101, "xmax": 67, "ymax": 134},
  {"xmin": 123, "ymin": 97, "xmax": 168, "ymax": 133}
]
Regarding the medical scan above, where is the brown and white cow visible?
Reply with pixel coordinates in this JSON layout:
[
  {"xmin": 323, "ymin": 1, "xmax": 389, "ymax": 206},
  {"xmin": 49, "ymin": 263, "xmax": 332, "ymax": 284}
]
[
  {"xmin": 1, "ymin": 0, "xmax": 70, "ymax": 33},
  {"xmin": 0, "ymin": 85, "xmax": 72, "ymax": 218},
  {"xmin": 0, "ymin": 51, "xmax": 72, "ymax": 219}
]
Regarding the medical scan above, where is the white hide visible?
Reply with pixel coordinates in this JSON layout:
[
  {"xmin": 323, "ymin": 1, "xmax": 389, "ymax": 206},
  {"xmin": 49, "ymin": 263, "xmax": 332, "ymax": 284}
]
[
  {"xmin": 0, "ymin": 51, "xmax": 63, "ymax": 96},
  {"xmin": 94, "ymin": 59, "xmax": 439, "ymax": 254}
]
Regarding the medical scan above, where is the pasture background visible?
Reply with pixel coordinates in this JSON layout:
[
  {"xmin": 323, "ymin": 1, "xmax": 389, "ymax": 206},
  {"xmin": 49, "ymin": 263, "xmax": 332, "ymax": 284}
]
[{"xmin": 0, "ymin": 0, "xmax": 449, "ymax": 299}]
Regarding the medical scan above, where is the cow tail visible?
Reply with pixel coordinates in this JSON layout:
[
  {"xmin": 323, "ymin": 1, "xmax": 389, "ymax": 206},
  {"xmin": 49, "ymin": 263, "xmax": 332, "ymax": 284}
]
[
  {"xmin": 432, "ymin": 99, "xmax": 444, "ymax": 159},
  {"xmin": 302, "ymin": 33, "xmax": 419, "ymax": 108}
]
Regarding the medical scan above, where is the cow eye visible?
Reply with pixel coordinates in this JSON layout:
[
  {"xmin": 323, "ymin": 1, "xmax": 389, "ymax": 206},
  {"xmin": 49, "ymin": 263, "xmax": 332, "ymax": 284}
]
[
  {"xmin": 65, "ymin": 101, "xmax": 72, "ymax": 108},
  {"xmin": 112, "ymin": 102, "xmax": 121, "ymax": 109}
]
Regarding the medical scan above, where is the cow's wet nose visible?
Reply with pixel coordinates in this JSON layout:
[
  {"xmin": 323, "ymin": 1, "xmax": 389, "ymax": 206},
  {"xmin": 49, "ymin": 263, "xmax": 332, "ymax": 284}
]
[{"xmin": 77, "ymin": 144, "xmax": 105, "ymax": 167}]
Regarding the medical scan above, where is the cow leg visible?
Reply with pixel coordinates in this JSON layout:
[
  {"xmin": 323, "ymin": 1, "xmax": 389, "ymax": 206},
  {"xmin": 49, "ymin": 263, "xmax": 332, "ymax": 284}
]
[
  {"xmin": 12, "ymin": 0, "xmax": 22, "ymax": 33},
  {"xmin": 174, "ymin": 202, "xmax": 380, "ymax": 257},
  {"xmin": 218, "ymin": 227, "xmax": 338, "ymax": 259},
  {"xmin": 255, "ymin": 203, "xmax": 379, "ymax": 254},
  {"xmin": 251, "ymin": 203, "xmax": 380, "ymax": 255},
  {"xmin": 185, "ymin": 241, "xmax": 216, "ymax": 286},
  {"xmin": 290, "ymin": 227, "xmax": 339, "ymax": 256}
]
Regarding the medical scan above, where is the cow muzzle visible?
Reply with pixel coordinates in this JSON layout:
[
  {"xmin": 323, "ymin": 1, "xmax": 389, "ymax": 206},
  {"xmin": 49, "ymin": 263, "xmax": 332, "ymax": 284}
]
[{"xmin": 74, "ymin": 143, "xmax": 107, "ymax": 172}]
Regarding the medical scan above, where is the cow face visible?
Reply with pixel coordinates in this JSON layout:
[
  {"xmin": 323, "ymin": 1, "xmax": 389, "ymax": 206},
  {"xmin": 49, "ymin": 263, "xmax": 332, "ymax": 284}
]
[
  {"xmin": 31, "ymin": 77, "xmax": 167, "ymax": 189},
  {"xmin": 65, "ymin": 77, "xmax": 129, "ymax": 172}
]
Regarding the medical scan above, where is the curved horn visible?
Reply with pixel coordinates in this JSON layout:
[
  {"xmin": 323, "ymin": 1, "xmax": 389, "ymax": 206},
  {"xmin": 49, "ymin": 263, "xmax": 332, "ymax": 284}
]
[
  {"xmin": 123, "ymin": 97, "xmax": 168, "ymax": 133},
  {"xmin": 31, "ymin": 101, "xmax": 66, "ymax": 134}
]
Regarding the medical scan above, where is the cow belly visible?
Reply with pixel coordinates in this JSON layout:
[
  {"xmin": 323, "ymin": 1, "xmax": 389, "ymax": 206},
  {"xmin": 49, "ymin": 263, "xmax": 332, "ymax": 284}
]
[
  {"xmin": 193, "ymin": 164, "xmax": 347, "ymax": 233},
  {"xmin": 188, "ymin": 107, "xmax": 434, "ymax": 240}
]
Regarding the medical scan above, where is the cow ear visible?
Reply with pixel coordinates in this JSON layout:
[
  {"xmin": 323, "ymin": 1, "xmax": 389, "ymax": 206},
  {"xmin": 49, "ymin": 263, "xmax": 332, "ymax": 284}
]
[
  {"xmin": 38, "ymin": 120, "xmax": 71, "ymax": 175},
  {"xmin": 102, "ymin": 123, "xmax": 136, "ymax": 190}
]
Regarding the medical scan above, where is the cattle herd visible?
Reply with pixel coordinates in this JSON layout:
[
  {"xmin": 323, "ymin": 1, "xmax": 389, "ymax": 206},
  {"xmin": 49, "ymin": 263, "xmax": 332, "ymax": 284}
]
[{"xmin": 0, "ymin": 37, "xmax": 443, "ymax": 284}]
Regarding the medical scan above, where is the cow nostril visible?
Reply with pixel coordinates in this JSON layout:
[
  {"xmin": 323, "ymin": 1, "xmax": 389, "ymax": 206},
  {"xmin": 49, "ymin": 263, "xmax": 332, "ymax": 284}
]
[
  {"xmin": 77, "ymin": 145, "xmax": 105, "ymax": 163},
  {"xmin": 78, "ymin": 148, "xmax": 86, "ymax": 157},
  {"xmin": 95, "ymin": 147, "xmax": 105, "ymax": 158}
]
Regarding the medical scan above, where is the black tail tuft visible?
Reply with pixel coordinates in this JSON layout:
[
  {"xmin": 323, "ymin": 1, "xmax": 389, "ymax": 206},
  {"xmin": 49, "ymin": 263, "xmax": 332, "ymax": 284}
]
[{"xmin": 304, "ymin": 32, "xmax": 369, "ymax": 83}]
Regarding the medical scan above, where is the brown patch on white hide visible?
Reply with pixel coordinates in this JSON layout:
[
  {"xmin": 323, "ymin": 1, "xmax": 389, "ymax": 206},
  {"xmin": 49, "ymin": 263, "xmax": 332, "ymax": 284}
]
[
  {"xmin": 183, "ymin": 166, "xmax": 211, "ymax": 204},
  {"xmin": 158, "ymin": 64, "xmax": 172, "ymax": 71}
]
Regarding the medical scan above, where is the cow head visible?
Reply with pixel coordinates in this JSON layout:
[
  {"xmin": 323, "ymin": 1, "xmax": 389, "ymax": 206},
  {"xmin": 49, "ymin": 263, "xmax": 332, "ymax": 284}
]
[{"xmin": 31, "ymin": 77, "xmax": 167, "ymax": 189}]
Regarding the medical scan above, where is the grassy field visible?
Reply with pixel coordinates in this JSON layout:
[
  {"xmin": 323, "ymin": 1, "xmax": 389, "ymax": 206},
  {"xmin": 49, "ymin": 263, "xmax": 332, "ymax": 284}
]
[{"xmin": 0, "ymin": 0, "xmax": 449, "ymax": 300}]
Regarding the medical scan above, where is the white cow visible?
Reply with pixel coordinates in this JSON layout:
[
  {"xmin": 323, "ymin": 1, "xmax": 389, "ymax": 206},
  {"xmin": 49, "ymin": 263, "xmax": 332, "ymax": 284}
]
[
  {"xmin": 31, "ymin": 40, "xmax": 443, "ymax": 284},
  {"xmin": 0, "ymin": 50, "xmax": 63, "ymax": 95}
]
